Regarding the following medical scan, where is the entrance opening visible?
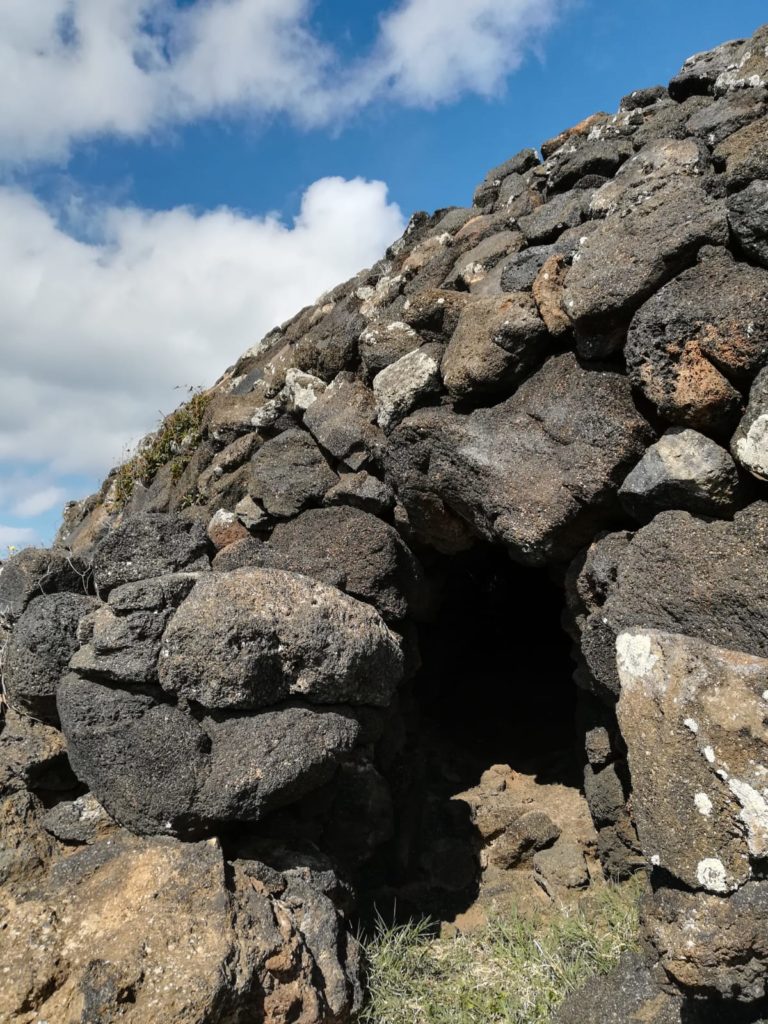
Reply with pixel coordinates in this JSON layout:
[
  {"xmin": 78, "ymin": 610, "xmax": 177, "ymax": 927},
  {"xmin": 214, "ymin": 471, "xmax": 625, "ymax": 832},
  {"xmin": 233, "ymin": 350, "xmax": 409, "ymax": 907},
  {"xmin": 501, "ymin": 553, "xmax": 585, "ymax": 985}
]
[{"xmin": 364, "ymin": 543, "xmax": 580, "ymax": 925}]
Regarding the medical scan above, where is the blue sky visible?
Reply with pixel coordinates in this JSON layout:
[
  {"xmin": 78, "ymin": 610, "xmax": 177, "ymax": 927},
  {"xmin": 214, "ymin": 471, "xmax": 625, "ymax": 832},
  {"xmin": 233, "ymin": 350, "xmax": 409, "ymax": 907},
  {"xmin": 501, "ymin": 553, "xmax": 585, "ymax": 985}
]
[{"xmin": 1, "ymin": 0, "xmax": 766, "ymax": 549}]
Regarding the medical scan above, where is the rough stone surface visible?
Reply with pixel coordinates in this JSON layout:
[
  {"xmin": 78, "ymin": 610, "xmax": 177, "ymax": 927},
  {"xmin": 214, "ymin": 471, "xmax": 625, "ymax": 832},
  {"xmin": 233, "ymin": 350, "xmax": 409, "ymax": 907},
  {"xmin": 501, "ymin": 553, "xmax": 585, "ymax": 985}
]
[
  {"xmin": 303, "ymin": 375, "xmax": 384, "ymax": 469},
  {"xmin": 157, "ymin": 568, "xmax": 404, "ymax": 710},
  {"xmin": 58, "ymin": 673, "xmax": 364, "ymax": 835},
  {"xmin": 441, "ymin": 293, "xmax": 548, "ymax": 402},
  {"xmin": 373, "ymin": 344, "xmax": 442, "ymax": 430},
  {"xmin": 732, "ymin": 365, "xmax": 768, "ymax": 479},
  {"xmin": 0, "ymin": 831, "xmax": 362, "ymax": 1024},
  {"xmin": 728, "ymin": 179, "xmax": 768, "ymax": 268},
  {"xmin": 618, "ymin": 428, "xmax": 740, "ymax": 519},
  {"xmin": 626, "ymin": 248, "xmax": 768, "ymax": 433},
  {"xmin": 388, "ymin": 353, "xmax": 652, "ymax": 562},
  {"xmin": 553, "ymin": 952, "xmax": 683, "ymax": 1024},
  {"xmin": 562, "ymin": 178, "xmax": 727, "ymax": 348},
  {"xmin": 267, "ymin": 506, "xmax": 428, "ymax": 622},
  {"xmin": 617, "ymin": 630, "xmax": 768, "ymax": 892},
  {"xmin": 7, "ymin": 27, "xmax": 768, "ymax": 1017},
  {"xmin": 578, "ymin": 504, "xmax": 768, "ymax": 698},
  {"xmin": 714, "ymin": 115, "xmax": 768, "ymax": 190},
  {"xmin": 92, "ymin": 513, "xmax": 210, "ymax": 593},
  {"xmin": 3, "ymin": 592, "xmax": 99, "ymax": 722},
  {"xmin": 668, "ymin": 37, "xmax": 745, "ymax": 100},
  {"xmin": 0, "ymin": 547, "xmax": 90, "ymax": 622},
  {"xmin": 644, "ymin": 882, "xmax": 768, "ymax": 1001},
  {"xmin": 250, "ymin": 430, "xmax": 338, "ymax": 517}
]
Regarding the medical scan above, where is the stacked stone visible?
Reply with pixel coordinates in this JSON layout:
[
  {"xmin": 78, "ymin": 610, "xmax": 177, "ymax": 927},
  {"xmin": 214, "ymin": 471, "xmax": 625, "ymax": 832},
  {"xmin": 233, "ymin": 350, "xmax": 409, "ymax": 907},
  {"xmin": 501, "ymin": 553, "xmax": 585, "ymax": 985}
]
[{"xmin": 3, "ymin": 23, "xmax": 768, "ymax": 1024}]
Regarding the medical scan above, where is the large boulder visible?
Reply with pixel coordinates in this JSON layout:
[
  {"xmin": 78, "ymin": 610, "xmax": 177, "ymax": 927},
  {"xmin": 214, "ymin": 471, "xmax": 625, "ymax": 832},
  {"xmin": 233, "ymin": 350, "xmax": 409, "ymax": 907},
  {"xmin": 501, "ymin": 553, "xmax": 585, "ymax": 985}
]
[
  {"xmin": 57, "ymin": 675, "xmax": 364, "ymax": 835},
  {"xmin": 387, "ymin": 352, "xmax": 652, "ymax": 563},
  {"xmin": 157, "ymin": 568, "xmax": 404, "ymax": 710},
  {"xmin": 266, "ymin": 506, "xmax": 429, "ymax": 622},
  {"xmin": 626, "ymin": 248, "xmax": 768, "ymax": 434},
  {"xmin": 578, "ymin": 504, "xmax": 768, "ymax": 698},
  {"xmin": 3, "ymin": 592, "xmax": 99, "ymax": 722},
  {"xmin": 562, "ymin": 178, "xmax": 727, "ymax": 353},
  {"xmin": 0, "ymin": 831, "xmax": 362, "ymax": 1024},
  {"xmin": 616, "ymin": 630, "xmax": 768, "ymax": 892}
]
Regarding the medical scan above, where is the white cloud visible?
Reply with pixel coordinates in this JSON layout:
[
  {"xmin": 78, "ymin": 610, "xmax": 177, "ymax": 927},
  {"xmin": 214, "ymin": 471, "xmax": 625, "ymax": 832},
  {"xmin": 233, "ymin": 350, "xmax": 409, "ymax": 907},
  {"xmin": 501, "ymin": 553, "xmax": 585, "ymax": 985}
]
[
  {"xmin": 0, "ymin": 0, "xmax": 564, "ymax": 163},
  {"xmin": 0, "ymin": 525, "xmax": 39, "ymax": 549},
  {"xmin": 0, "ymin": 177, "xmax": 404, "ymax": 481}
]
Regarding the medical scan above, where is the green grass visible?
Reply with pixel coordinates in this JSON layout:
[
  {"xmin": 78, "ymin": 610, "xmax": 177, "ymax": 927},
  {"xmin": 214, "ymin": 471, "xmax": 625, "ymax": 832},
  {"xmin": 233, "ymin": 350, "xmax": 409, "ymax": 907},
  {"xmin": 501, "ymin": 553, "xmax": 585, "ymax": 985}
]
[
  {"xmin": 361, "ymin": 877, "xmax": 644, "ymax": 1024},
  {"xmin": 112, "ymin": 390, "xmax": 212, "ymax": 507}
]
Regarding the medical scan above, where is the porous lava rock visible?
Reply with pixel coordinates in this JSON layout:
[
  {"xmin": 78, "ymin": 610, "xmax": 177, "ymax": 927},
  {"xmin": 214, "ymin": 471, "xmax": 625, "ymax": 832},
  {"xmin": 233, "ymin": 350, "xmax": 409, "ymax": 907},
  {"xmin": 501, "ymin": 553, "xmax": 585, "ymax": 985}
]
[{"xmin": 6, "ymin": 22, "xmax": 768, "ymax": 1022}]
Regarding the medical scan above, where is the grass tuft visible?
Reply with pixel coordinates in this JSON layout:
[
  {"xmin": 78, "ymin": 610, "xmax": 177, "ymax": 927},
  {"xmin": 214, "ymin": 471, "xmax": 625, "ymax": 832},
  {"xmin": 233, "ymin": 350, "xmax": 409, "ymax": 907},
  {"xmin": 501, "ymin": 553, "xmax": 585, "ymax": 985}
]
[
  {"xmin": 111, "ymin": 390, "xmax": 212, "ymax": 508},
  {"xmin": 361, "ymin": 876, "xmax": 644, "ymax": 1024}
]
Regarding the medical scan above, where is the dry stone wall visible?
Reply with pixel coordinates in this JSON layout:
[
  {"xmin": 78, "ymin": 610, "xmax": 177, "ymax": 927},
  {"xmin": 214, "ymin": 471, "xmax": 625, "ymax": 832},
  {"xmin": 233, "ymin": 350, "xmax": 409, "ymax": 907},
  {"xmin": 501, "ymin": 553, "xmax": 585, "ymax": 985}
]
[{"xmin": 3, "ymin": 23, "xmax": 768, "ymax": 1023}]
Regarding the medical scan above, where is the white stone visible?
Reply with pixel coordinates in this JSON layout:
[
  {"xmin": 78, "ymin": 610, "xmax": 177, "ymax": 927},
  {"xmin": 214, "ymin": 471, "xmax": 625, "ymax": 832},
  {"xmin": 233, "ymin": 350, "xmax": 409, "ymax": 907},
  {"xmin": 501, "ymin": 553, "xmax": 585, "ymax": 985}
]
[
  {"xmin": 373, "ymin": 348, "xmax": 441, "ymax": 431},
  {"xmin": 683, "ymin": 718, "xmax": 699, "ymax": 734}
]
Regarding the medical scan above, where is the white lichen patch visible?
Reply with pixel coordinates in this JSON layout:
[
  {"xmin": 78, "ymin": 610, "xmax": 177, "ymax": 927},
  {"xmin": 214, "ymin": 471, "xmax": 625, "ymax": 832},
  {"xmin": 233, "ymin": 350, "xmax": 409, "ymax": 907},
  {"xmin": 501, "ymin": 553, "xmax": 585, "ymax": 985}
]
[
  {"xmin": 696, "ymin": 857, "xmax": 729, "ymax": 893},
  {"xmin": 694, "ymin": 792, "xmax": 713, "ymax": 817},
  {"xmin": 703, "ymin": 746, "xmax": 716, "ymax": 764},
  {"xmin": 616, "ymin": 632, "xmax": 659, "ymax": 685},
  {"xmin": 727, "ymin": 777, "xmax": 768, "ymax": 857},
  {"xmin": 683, "ymin": 718, "xmax": 699, "ymax": 734}
]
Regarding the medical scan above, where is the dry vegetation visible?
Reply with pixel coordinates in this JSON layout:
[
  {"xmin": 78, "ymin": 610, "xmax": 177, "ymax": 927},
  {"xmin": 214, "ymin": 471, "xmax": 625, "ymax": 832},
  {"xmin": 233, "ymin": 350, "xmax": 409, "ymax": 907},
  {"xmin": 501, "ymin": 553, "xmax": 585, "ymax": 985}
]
[
  {"xmin": 112, "ymin": 389, "xmax": 212, "ymax": 507},
  {"xmin": 361, "ymin": 876, "xmax": 644, "ymax": 1024}
]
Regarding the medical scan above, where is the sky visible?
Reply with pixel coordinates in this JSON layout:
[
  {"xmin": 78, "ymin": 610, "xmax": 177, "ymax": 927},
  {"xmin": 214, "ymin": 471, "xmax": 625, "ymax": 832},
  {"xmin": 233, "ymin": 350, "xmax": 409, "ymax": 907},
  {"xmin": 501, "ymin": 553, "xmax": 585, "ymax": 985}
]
[{"xmin": 1, "ymin": 0, "xmax": 766, "ymax": 550}]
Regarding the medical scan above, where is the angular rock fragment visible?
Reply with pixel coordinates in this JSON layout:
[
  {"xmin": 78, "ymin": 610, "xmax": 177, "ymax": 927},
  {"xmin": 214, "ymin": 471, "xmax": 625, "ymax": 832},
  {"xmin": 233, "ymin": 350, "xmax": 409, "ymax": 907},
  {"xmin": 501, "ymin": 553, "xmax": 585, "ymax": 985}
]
[
  {"xmin": 517, "ymin": 189, "xmax": 592, "ymax": 245},
  {"xmin": 249, "ymin": 429, "xmax": 338, "ymax": 517},
  {"xmin": 373, "ymin": 344, "xmax": 442, "ymax": 430},
  {"xmin": 388, "ymin": 353, "xmax": 652, "ymax": 563},
  {"xmin": 644, "ymin": 882, "xmax": 768, "ymax": 1001},
  {"xmin": 578, "ymin": 504, "xmax": 768, "ymax": 698},
  {"xmin": 304, "ymin": 375, "xmax": 384, "ymax": 469},
  {"xmin": 441, "ymin": 293, "xmax": 548, "ymax": 402},
  {"xmin": 158, "ymin": 568, "xmax": 404, "ymax": 710},
  {"xmin": 562, "ymin": 179, "xmax": 727, "ymax": 352},
  {"xmin": 3, "ymin": 592, "xmax": 99, "ymax": 722},
  {"xmin": 92, "ymin": 512, "xmax": 210, "ymax": 593},
  {"xmin": 668, "ymin": 37, "xmax": 746, "ymax": 100},
  {"xmin": 618, "ymin": 428, "xmax": 740, "ymax": 519},
  {"xmin": 714, "ymin": 115, "xmax": 768, "ymax": 190},
  {"xmin": 626, "ymin": 248, "xmax": 768, "ymax": 433},
  {"xmin": 359, "ymin": 318, "xmax": 423, "ymax": 377},
  {"xmin": 324, "ymin": 470, "xmax": 394, "ymax": 516},
  {"xmin": 70, "ymin": 573, "xmax": 199, "ymax": 686}
]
